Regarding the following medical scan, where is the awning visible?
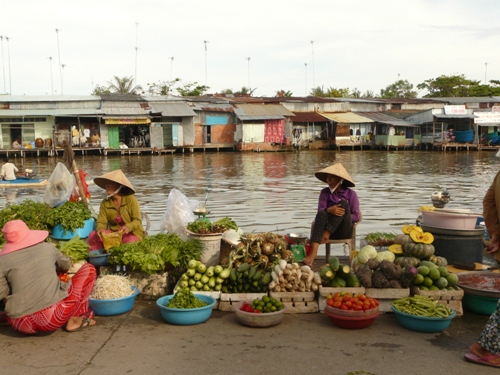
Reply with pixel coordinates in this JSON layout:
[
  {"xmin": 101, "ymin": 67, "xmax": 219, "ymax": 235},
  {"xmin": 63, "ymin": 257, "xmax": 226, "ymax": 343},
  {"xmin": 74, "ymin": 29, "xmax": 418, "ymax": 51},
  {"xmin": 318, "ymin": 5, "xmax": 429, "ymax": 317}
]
[
  {"xmin": 149, "ymin": 102, "xmax": 196, "ymax": 117},
  {"xmin": 291, "ymin": 111, "xmax": 329, "ymax": 123},
  {"xmin": 357, "ymin": 112, "xmax": 421, "ymax": 127},
  {"xmin": 234, "ymin": 103, "xmax": 293, "ymax": 121},
  {"xmin": 434, "ymin": 114, "xmax": 476, "ymax": 119},
  {"xmin": 320, "ymin": 112, "xmax": 373, "ymax": 123},
  {"xmin": 104, "ymin": 118, "xmax": 151, "ymax": 125}
]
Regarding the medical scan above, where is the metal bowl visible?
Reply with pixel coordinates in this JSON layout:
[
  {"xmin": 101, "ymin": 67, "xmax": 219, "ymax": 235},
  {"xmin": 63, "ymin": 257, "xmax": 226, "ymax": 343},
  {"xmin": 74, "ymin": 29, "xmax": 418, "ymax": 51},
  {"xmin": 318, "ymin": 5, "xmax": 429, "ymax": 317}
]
[
  {"xmin": 287, "ymin": 233, "xmax": 308, "ymax": 242},
  {"xmin": 456, "ymin": 271, "xmax": 500, "ymax": 299}
]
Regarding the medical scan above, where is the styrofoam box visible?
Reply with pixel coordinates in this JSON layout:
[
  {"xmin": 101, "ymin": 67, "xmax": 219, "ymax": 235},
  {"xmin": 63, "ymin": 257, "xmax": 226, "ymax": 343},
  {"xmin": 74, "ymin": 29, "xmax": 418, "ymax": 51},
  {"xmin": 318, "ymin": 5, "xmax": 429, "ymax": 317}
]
[
  {"xmin": 365, "ymin": 288, "xmax": 410, "ymax": 313},
  {"xmin": 318, "ymin": 286, "xmax": 366, "ymax": 313}
]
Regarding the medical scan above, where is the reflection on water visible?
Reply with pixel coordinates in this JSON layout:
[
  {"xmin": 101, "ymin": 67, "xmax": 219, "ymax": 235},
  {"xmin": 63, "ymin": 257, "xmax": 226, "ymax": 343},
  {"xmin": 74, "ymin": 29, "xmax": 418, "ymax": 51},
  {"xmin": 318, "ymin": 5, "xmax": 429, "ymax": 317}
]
[{"xmin": 1, "ymin": 150, "xmax": 498, "ymax": 249}]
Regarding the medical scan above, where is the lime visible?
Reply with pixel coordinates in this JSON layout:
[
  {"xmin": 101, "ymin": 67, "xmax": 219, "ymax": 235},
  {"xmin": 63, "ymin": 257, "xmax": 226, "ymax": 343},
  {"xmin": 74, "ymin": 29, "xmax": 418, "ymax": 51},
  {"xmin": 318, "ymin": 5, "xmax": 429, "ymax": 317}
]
[
  {"xmin": 413, "ymin": 274, "xmax": 424, "ymax": 285},
  {"xmin": 270, "ymin": 305, "xmax": 277, "ymax": 312},
  {"xmin": 262, "ymin": 296, "xmax": 270, "ymax": 303},
  {"xmin": 423, "ymin": 276, "xmax": 433, "ymax": 288}
]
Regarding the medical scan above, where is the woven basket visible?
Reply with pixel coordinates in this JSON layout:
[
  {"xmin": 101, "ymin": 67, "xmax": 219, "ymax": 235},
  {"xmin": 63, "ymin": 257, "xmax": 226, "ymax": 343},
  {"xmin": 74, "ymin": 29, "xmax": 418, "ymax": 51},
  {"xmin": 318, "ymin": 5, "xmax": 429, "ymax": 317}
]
[{"xmin": 324, "ymin": 305, "xmax": 379, "ymax": 318}]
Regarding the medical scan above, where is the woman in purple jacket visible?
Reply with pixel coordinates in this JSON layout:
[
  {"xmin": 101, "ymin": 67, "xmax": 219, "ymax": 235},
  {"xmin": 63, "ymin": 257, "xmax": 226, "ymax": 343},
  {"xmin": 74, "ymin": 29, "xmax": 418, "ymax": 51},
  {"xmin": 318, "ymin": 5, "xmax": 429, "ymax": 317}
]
[{"xmin": 303, "ymin": 163, "xmax": 360, "ymax": 266}]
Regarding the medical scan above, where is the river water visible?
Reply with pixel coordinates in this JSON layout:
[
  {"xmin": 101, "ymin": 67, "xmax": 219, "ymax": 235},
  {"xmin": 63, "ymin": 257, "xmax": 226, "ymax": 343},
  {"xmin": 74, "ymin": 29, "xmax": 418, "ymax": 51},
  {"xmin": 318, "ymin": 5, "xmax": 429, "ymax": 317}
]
[{"xmin": 2, "ymin": 150, "xmax": 499, "ymax": 253}]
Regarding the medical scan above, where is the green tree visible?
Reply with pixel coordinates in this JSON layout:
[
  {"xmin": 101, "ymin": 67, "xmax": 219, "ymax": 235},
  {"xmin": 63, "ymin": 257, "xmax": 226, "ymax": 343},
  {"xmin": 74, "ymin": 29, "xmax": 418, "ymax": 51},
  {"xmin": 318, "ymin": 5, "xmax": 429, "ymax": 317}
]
[
  {"xmin": 380, "ymin": 79, "xmax": 417, "ymax": 98},
  {"xmin": 326, "ymin": 87, "xmax": 350, "ymax": 97},
  {"xmin": 91, "ymin": 84, "xmax": 111, "ymax": 95},
  {"xmin": 275, "ymin": 89, "xmax": 293, "ymax": 97},
  {"xmin": 221, "ymin": 86, "xmax": 257, "ymax": 96},
  {"xmin": 176, "ymin": 82, "xmax": 210, "ymax": 96},
  {"xmin": 309, "ymin": 86, "xmax": 326, "ymax": 97},
  {"xmin": 350, "ymin": 88, "xmax": 361, "ymax": 98},
  {"xmin": 147, "ymin": 78, "xmax": 180, "ymax": 95},
  {"xmin": 417, "ymin": 74, "xmax": 480, "ymax": 97},
  {"xmin": 362, "ymin": 90, "xmax": 376, "ymax": 98},
  {"xmin": 107, "ymin": 75, "xmax": 142, "ymax": 94}
]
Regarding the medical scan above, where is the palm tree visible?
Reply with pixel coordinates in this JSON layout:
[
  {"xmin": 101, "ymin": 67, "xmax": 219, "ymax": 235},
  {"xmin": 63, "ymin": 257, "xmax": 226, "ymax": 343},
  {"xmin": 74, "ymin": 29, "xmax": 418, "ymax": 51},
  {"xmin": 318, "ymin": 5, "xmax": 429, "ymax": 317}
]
[{"xmin": 107, "ymin": 76, "xmax": 142, "ymax": 94}]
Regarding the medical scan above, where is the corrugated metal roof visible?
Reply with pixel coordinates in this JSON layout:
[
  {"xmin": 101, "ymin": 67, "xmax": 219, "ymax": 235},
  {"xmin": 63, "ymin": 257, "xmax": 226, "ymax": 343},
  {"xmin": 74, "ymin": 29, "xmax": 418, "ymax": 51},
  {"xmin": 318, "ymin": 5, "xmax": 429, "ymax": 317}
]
[
  {"xmin": 434, "ymin": 113, "xmax": 476, "ymax": 119},
  {"xmin": 356, "ymin": 112, "xmax": 421, "ymax": 126},
  {"xmin": 149, "ymin": 102, "xmax": 196, "ymax": 116},
  {"xmin": 320, "ymin": 112, "xmax": 373, "ymax": 123},
  {"xmin": 234, "ymin": 104, "xmax": 294, "ymax": 120},
  {"xmin": 189, "ymin": 103, "xmax": 234, "ymax": 112},
  {"xmin": 0, "ymin": 95, "xmax": 100, "ymax": 102},
  {"xmin": 0, "ymin": 109, "xmax": 101, "ymax": 116},
  {"xmin": 291, "ymin": 111, "xmax": 329, "ymax": 122},
  {"xmin": 101, "ymin": 101, "xmax": 149, "ymax": 116}
]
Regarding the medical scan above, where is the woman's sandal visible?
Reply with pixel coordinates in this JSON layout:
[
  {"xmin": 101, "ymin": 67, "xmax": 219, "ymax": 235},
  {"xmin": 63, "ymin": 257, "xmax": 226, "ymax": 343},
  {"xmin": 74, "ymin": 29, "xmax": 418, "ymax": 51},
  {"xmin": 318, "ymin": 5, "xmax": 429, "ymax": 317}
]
[
  {"xmin": 464, "ymin": 353, "xmax": 500, "ymax": 368},
  {"xmin": 65, "ymin": 318, "xmax": 93, "ymax": 333}
]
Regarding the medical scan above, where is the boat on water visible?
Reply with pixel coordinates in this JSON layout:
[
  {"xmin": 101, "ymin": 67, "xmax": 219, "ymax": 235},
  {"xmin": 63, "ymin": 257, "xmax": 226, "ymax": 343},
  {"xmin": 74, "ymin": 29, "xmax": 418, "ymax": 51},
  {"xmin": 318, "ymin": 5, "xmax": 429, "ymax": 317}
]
[{"xmin": 0, "ymin": 177, "xmax": 48, "ymax": 188}]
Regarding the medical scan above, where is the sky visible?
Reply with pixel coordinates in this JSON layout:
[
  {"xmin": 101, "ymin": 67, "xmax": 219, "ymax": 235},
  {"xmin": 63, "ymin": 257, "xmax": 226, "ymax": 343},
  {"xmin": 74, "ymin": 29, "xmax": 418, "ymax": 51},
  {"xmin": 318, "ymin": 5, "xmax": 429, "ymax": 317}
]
[{"xmin": 1, "ymin": 0, "xmax": 500, "ymax": 98}]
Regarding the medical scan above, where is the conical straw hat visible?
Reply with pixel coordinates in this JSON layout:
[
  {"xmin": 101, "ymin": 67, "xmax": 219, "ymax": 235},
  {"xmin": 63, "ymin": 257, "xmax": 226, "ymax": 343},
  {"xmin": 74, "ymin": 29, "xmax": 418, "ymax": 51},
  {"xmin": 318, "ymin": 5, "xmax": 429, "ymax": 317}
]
[
  {"xmin": 94, "ymin": 169, "xmax": 136, "ymax": 195},
  {"xmin": 315, "ymin": 163, "xmax": 355, "ymax": 187}
]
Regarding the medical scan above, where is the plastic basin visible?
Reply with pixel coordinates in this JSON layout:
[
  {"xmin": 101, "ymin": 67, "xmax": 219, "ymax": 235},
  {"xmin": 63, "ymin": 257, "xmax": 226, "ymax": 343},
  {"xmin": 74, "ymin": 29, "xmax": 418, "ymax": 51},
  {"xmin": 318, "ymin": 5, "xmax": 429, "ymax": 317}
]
[
  {"xmin": 89, "ymin": 286, "xmax": 140, "ymax": 316},
  {"xmin": 391, "ymin": 305, "xmax": 456, "ymax": 332},
  {"xmin": 421, "ymin": 211, "xmax": 478, "ymax": 231},
  {"xmin": 462, "ymin": 294, "xmax": 498, "ymax": 315},
  {"xmin": 156, "ymin": 294, "xmax": 216, "ymax": 325},
  {"xmin": 51, "ymin": 218, "xmax": 96, "ymax": 240},
  {"xmin": 324, "ymin": 306, "xmax": 379, "ymax": 329},
  {"xmin": 87, "ymin": 249, "xmax": 111, "ymax": 267},
  {"xmin": 233, "ymin": 301, "xmax": 286, "ymax": 328}
]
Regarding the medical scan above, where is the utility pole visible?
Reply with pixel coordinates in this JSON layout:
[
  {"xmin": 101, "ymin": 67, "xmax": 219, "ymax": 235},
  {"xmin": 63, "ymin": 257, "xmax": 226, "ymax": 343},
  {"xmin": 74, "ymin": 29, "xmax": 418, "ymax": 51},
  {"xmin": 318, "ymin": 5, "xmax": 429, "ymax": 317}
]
[
  {"xmin": 6, "ymin": 37, "xmax": 11, "ymax": 94},
  {"xmin": 0, "ymin": 36, "xmax": 5, "ymax": 93},
  {"xmin": 170, "ymin": 57, "xmax": 174, "ymax": 80},
  {"xmin": 48, "ymin": 57, "xmax": 54, "ymax": 95},
  {"xmin": 485, "ymin": 62, "xmax": 488, "ymax": 84},
  {"xmin": 204, "ymin": 40, "xmax": 209, "ymax": 86},
  {"xmin": 311, "ymin": 41, "xmax": 315, "ymax": 89},
  {"xmin": 135, "ymin": 22, "xmax": 139, "ymax": 87},
  {"xmin": 247, "ymin": 57, "xmax": 250, "ymax": 88},
  {"xmin": 55, "ymin": 28, "xmax": 63, "ymax": 95},
  {"xmin": 305, "ymin": 63, "xmax": 308, "ymax": 96},
  {"xmin": 61, "ymin": 64, "xmax": 66, "ymax": 94}
]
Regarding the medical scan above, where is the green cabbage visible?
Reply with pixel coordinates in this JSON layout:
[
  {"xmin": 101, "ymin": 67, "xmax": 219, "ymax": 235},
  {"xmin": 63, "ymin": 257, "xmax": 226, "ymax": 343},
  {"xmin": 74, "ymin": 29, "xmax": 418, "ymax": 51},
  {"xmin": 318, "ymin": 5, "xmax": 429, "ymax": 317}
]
[
  {"xmin": 357, "ymin": 245, "xmax": 378, "ymax": 264},
  {"xmin": 375, "ymin": 250, "xmax": 396, "ymax": 263}
]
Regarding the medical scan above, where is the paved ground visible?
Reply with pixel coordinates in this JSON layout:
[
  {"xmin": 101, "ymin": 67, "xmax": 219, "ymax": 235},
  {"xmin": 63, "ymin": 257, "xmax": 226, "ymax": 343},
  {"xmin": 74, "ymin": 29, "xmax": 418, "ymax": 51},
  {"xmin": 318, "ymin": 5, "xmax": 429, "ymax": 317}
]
[{"xmin": 0, "ymin": 300, "xmax": 497, "ymax": 375}]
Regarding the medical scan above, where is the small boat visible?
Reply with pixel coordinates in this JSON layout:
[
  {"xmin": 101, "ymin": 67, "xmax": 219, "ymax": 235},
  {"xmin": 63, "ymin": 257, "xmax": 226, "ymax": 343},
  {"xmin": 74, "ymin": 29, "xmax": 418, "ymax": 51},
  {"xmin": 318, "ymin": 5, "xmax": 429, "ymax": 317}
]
[{"xmin": 0, "ymin": 177, "xmax": 48, "ymax": 188}]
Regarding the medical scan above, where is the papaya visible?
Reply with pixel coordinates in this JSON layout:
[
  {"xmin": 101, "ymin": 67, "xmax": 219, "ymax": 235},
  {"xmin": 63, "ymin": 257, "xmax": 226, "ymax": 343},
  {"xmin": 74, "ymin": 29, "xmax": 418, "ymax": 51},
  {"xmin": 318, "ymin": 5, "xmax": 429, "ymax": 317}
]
[
  {"xmin": 346, "ymin": 274, "xmax": 361, "ymax": 287},
  {"xmin": 328, "ymin": 256, "xmax": 340, "ymax": 272},
  {"xmin": 336, "ymin": 264, "xmax": 351, "ymax": 279},
  {"xmin": 320, "ymin": 265, "xmax": 335, "ymax": 281}
]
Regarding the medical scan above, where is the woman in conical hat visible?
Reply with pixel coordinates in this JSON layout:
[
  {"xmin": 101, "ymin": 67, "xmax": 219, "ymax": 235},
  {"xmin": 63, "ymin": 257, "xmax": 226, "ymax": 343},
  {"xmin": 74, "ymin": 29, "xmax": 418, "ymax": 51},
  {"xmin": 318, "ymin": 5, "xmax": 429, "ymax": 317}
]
[
  {"xmin": 303, "ymin": 163, "xmax": 361, "ymax": 267},
  {"xmin": 87, "ymin": 169, "xmax": 144, "ymax": 251}
]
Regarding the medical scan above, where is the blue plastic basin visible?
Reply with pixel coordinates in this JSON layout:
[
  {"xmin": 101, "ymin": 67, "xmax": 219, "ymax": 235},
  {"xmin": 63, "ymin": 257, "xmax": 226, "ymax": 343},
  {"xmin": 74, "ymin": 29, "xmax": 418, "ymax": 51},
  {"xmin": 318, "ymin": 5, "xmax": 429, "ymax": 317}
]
[
  {"xmin": 51, "ymin": 218, "xmax": 96, "ymax": 240},
  {"xmin": 463, "ymin": 294, "xmax": 498, "ymax": 316},
  {"xmin": 89, "ymin": 286, "xmax": 140, "ymax": 316},
  {"xmin": 156, "ymin": 294, "xmax": 216, "ymax": 325},
  {"xmin": 87, "ymin": 249, "xmax": 111, "ymax": 267},
  {"xmin": 391, "ymin": 306, "xmax": 456, "ymax": 333}
]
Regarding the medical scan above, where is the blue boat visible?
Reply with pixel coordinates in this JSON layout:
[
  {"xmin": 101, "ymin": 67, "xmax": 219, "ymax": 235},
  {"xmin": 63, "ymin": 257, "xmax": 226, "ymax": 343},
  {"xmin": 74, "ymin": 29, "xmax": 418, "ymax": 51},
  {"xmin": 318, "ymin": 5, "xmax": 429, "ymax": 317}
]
[
  {"xmin": 453, "ymin": 129, "xmax": 474, "ymax": 143},
  {"xmin": 0, "ymin": 177, "xmax": 48, "ymax": 188}
]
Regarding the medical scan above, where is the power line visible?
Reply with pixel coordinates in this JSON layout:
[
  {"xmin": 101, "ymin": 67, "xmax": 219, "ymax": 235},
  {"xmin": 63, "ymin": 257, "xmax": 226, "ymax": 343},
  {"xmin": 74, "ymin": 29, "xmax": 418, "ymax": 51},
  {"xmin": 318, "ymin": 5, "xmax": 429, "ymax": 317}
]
[
  {"xmin": 6, "ymin": 37, "xmax": 11, "ymax": 94},
  {"xmin": 246, "ymin": 57, "xmax": 250, "ymax": 88},
  {"xmin": 311, "ymin": 41, "xmax": 315, "ymax": 89},
  {"xmin": 204, "ymin": 40, "xmax": 209, "ymax": 86},
  {"xmin": 55, "ymin": 28, "xmax": 63, "ymax": 95},
  {"xmin": 0, "ymin": 36, "xmax": 5, "ymax": 93},
  {"xmin": 48, "ymin": 57, "xmax": 53, "ymax": 95},
  {"xmin": 135, "ymin": 22, "xmax": 139, "ymax": 88}
]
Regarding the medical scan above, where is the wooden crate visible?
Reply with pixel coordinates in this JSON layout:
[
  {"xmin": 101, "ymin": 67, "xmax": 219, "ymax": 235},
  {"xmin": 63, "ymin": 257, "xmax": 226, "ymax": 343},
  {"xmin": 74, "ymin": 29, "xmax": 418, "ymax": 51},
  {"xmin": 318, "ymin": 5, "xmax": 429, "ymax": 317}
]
[
  {"xmin": 365, "ymin": 288, "xmax": 410, "ymax": 313},
  {"xmin": 318, "ymin": 286, "xmax": 366, "ymax": 313},
  {"xmin": 270, "ymin": 291, "xmax": 318, "ymax": 314},
  {"xmin": 219, "ymin": 292, "xmax": 268, "ymax": 311},
  {"xmin": 412, "ymin": 286, "xmax": 464, "ymax": 317}
]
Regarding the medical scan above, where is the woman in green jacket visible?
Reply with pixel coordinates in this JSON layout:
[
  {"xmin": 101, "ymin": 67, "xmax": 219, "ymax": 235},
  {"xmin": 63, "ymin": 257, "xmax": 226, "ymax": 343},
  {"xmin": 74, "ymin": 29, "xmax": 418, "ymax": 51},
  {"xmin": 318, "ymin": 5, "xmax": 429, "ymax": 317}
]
[{"xmin": 88, "ymin": 169, "xmax": 144, "ymax": 250}]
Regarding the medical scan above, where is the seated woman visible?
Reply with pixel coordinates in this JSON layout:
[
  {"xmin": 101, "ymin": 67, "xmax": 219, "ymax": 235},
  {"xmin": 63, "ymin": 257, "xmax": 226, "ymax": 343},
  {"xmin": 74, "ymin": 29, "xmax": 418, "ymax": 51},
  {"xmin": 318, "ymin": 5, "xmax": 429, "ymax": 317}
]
[
  {"xmin": 87, "ymin": 169, "xmax": 144, "ymax": 251},
  {"xmin": 0, "ymin": 220, "xmax": 97, "ymax": 334},
  {"xmin": 303, "ymin": 163, "xmax": 360, "ymax": 267}
]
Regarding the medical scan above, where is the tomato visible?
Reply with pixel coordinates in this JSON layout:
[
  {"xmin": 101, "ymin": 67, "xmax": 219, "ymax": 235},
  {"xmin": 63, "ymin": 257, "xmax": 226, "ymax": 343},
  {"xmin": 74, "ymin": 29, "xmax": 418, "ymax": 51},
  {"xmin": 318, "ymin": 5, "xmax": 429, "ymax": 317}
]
[
  {"xmin": 327, "ymin": 298, "xmax": 335, "ymax": 307},
  {"xmin": 363, "ymin": 301, "xmax": 371, "ymax": 309},
  {"xmin": 334, "ymin": 296, "xmax": 343, "ymax": 303},
  {"xmin": 334, "ymin": 292, "xmax": 342, "ymax": 299},
  {"xmin": 354, "ymin": 304, "xmax": 363, "ymax": 311},
  {"xmin": 358, "ymin": 294, "xmax": 367, "ymax": 302},
  {"xmin": 345, "ymin": 301, "xmax": 353, "ymax": 308},
  {"xmin": 254, "ymin": 309, "xmax": 261, "ymax": 313},
  {"xmin": 355, "ymin": 300, "xmax": 363, "ymax": 306},
  {"xmin": 58, "ymin": 273, "xmax": 70, "ymax": 283},
  {"xmin": 333, "ymin": 301, "xmax": 342, "ymax": 308},
  {"xmin": 327, "ymin": 293, "xmax": 333, "ymax": 300},
  {"xmin": 344, "ymin": 292, "xmax": 353, "ymax": 298},
  {"xmin": 340, "ymin": 304, "xmax": 349, "ymax": 310}
]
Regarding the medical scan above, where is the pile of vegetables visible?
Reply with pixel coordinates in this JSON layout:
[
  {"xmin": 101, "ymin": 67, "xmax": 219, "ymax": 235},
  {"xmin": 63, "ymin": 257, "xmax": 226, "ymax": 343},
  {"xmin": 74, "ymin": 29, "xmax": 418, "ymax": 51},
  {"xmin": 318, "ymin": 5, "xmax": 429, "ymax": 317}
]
[
  {"xmin": 109, "ymin": 233, "xmax": 203, "ymax": 274},
  {"xmin": 176, "ymin": 260, "xmax": 230, "ymax": 292},
  {"xmin": 355, "ymin": 259, "xmax": 417, "ymax": 288},
  {"xmin": 45, "ymin": 201, "xmax": 92, "ymax": 234},
  {"xmin": 326, "ymin": 292, "xmax": 380, "ymax": 311},
  {"xmin": 90, "ymin": 275, "xmax": 134, "ymax": 300},
  {"xmin": 363, "ymin": 232, "xmax": 396, "ymax": 247},
  {"xmin": 355, "ymin": 245, "xmax": 395, "ymax": 266},
  {"xmin": 223, "ymin": 261, "xmax": 272, "ymax": 293},
  {"xmin": 240, "ymin": 296, "xmax": 284, "ymax": 313},
  {"xmin": 392, "ymin": 295, "xmax": 454, "ymax": 318},
  {"xmin": 166, "ymin": 288, "xmax": 208, "ymax": 309},
  {"xmin": 391, "ymin": 225, "xmax": 443, "ymax": 269},
  {"xmin": 413, "ymin": 260, "xmax": 458, "ymax": 291},
  {"xmin": 56, "ymin": 235, "xmax": 90, "ymax": 263},
  {"xmin": 187, "ymin": 217, "xmax": 238, "ymax": 234},
  {"xmin": 0, "ymin": 199, "xmax": 51, "ymax": 245},
  {"xmin": 268, "ymin": 260, "xmax": 322, "ymax": 292},
  {"xmin": 320, "ymin": 256, "xmax": 360, "ymax": 288}
]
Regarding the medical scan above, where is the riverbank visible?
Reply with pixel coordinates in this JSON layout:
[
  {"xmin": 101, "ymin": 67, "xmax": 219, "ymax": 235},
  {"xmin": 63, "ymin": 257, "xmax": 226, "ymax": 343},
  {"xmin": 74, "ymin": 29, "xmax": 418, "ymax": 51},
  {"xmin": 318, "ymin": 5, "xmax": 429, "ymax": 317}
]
[{"xmin": 0, "ymin": 299, "xmax": 495, "ymax": 375}]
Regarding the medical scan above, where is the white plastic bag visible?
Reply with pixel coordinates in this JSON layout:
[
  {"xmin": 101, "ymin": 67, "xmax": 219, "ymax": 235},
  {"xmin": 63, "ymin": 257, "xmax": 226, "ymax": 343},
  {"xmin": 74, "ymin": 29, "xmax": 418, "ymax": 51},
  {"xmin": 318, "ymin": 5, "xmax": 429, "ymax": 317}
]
[
  {"xmin": 160, "ymin": 189, "xmax": 196, "ymax": 240},
  {"xmin": 43, "ymin": 162, "xmax": 75, "ymax": 208}
]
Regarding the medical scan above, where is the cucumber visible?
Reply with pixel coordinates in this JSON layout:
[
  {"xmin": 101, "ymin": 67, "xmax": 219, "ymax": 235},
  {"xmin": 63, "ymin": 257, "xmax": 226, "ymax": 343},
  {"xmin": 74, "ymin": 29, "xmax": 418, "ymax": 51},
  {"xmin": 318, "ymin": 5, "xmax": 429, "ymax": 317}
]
[
  {"xmin": 253, "ymin": 271, "xmax": 263, "ymax": 281},
  {"xmin": 261, "ymin": 272, "xmax": 272, "ymax": 285},
  {"xmin": 328, "ymin": 256, "xmax": 340, "ymax": 272},
  {"xmin": 230, "ymin": 268, "xmax": 237, "ymax": 281},
  {"xmin": 248, "ymin": 267, "xmax": 257, "ymax": 279},
  {"xmin": 238, "ymin": 262, "xmax": 250, "ymax": 273}
]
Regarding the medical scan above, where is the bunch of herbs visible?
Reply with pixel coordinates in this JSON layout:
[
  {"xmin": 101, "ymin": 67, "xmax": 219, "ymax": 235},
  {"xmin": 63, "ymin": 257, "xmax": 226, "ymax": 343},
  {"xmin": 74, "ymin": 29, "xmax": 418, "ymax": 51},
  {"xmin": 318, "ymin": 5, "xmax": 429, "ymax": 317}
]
[
  {"xmin": 109, "ymin": 233, "xmax": 203, "ymax": 274},
  {"xmin": 45, "ymin": 201, "xmax": 92, "ymax": 234}
]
